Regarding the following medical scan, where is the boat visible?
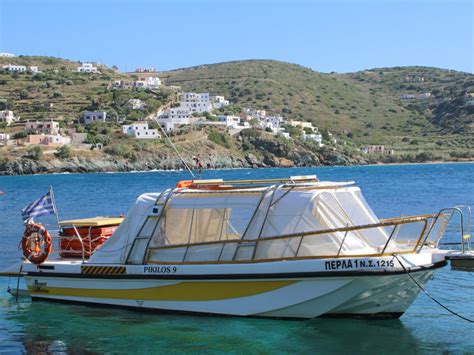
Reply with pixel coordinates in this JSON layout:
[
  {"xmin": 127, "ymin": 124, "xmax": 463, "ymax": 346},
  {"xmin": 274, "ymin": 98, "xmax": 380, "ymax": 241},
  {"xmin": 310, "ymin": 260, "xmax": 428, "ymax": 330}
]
[{"xmin": 2, "ymin": 175, "xmax": 472, "ymax": 319}]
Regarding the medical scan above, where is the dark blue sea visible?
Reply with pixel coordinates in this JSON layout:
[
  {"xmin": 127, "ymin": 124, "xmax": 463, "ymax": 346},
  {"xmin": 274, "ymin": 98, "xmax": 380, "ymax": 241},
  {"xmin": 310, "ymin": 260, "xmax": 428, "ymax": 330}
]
[{"xmin": 0, "ymin": 163, "xmax": 473, "ymax": 353}]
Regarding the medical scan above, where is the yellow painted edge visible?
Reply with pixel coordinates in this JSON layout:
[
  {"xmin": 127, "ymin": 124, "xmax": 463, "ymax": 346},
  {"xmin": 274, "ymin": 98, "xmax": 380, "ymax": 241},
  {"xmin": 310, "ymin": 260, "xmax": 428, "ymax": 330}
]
[{"xmin": 29, "ymin": 280, "xmax": 295, "ymax": 301}]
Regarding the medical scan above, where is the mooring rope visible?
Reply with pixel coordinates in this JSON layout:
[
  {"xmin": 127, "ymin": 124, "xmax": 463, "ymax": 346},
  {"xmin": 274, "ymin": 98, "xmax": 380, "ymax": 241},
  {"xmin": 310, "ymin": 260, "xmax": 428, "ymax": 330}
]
[
  {"xmin": 155, "ymin": 117, "xmax": 195, "ymax": 178},
  {"xmin": 393, "ymin": 254, "xmax": 473, "ymax": 323}
]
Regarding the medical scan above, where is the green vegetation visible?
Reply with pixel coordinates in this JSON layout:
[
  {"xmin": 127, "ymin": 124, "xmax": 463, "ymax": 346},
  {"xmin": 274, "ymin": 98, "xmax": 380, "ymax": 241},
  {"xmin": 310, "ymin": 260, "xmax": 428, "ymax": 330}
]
[
  {"xmin": 0, "ymin": 56, "xmax": 472, "ymax": 170},
  {"xmin": 161, "ymin": 60, "xmax": 473, "ymax": 158},
  {"xmin": 54, "ymin": 145, "xmax": 72, "ymax": 158},
  {"xmin": 104, "ymin": 143, "xmax": 134, "ymax": 159},
  {"xmin": 25, "ymin": 146, "xmax": 43, "ymax": 160},
  {"xmin": 208, "ymin": 131, "xmax": 232, "ymax": 148}
]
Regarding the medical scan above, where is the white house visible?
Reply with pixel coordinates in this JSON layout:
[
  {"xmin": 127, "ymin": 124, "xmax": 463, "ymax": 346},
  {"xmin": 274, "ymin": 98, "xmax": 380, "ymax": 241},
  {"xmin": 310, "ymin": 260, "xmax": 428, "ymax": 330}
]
[
  {"xmin": 127, "ymin": 99, "xmax": 146, "ymax": 110},
  {"xmin": 0, "ymin": 110, "xmax": 17, "ymax": 125},
  {"xmin": 212, "ymin": 96, "xmax": 230, "ymax": 110},
  {"xmin": 361, "ymin": 145, "xmax": 385, "ymax": 154},
  {"xmin": 179, "ymin": 92, "xmax": 212, "ymax": 113},
  {"xmin": 82, "ymin": 111, "xmax": 107, "ymax": 124},
  {"xmin": 218, "ymin": 115, "xmax": 240, "ymax": 128},
  {"xmin": 287, "ymin": 119, "xmax": 314, "ymax": 130},
  {"xmin": 260, "ymin": 116, "xmax": 284, "ymax": 132},
  {"xmin": 302, "ymin": 132, "xmax": 323, "ymax": 146},
  {"xmin": 157, "ymin": 106, "xmax": 198, "ymax": 132},
  {"xmin": 122, "ymin": 123, "xmax": 160, "ymax": 139},
  {"xmin": 0, "ymin": 52, "xmax": 15, "ymax": 57},
  {"xmin": 134, "ymin": 77, "xmax": 161, "ymax": 89},
  {"xmin": 2, "ymin": 64, "xmax": 26, "ymax": 72},
  {"xmin": 134, "ymin": 80, "xmax": 147, "ymax": 88},
  {"xmin": 400, "ymin": 92, "xmax": 432, "ymax": 100},
  {"xmin": 77, "ymin": 62, "xmax": 98, "ymax": 73},
  {"xmin": 25, "ymin": 120, "xmax": 60, "ymax": 135},
  {"xmin": 243, "ymin": 108, "xmax": 266, "ymax": 119},
  {"xmin": 29, "ymin": 66, "xmax": 39, "ymax": 73},
  {"xmin": 146, "ymin": 77, "xmax": 161, "ymax": 87},
  {"xmin": 0, "ymin": 133, "xmax": 10, "ymax": 144}
]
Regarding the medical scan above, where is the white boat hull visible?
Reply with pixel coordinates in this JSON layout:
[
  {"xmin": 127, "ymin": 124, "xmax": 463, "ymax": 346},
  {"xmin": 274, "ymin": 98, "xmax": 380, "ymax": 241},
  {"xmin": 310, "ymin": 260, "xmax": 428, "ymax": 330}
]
[{"xmin": 22, "ymin": 253, "xmax": 446, "ymax": 319}]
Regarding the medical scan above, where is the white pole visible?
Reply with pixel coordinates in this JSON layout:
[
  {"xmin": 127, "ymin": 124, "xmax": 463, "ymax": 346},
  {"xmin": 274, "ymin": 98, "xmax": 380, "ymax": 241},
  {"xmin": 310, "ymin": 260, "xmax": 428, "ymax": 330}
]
[{"xmin": 49, "ymin": 185, "xmax": 60, "ymax": 224}]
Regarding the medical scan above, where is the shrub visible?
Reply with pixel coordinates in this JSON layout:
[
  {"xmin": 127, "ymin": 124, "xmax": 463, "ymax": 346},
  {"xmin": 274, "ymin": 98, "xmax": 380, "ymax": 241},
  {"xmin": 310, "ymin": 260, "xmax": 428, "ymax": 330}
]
[
  {"xmin": 240, "ymin": 128, "xmax": 261, "ymax": 139},
  {"xmin": 19, "ymin": 89, "xmax": 29, "ymax": 99},
  {"xmin": 26, "ymin": 146, "xmax": 43, "ymax": 160},
  {"xmin": 53, "ymin": 91, "xmax": 62, "ymax": 98},
  {"xmin": 54, "ymin": 145, "xmax": 72, "ymax": 158}
]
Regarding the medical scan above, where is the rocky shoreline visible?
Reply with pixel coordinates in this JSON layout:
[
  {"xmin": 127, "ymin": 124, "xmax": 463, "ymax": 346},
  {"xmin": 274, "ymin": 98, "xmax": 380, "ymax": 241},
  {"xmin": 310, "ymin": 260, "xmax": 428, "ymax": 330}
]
[{"xmin": 0, "ymin": 149, "xmax": 367, "ymax": 176}]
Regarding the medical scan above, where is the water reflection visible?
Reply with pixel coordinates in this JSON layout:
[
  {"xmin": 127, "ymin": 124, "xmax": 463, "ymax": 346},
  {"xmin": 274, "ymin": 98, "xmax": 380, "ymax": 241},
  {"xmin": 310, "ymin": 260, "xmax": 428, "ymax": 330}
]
[{"xmin": 4, "ymin": 298, "xmax": 424, "ymax": 353}]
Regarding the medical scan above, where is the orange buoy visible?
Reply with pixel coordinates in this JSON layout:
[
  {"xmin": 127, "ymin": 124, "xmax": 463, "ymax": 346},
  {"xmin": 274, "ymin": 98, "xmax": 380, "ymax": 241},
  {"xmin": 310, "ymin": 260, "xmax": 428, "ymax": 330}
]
[{"xmin": 22, "ymin": 223, "xmax": 52, "ymax": 264}]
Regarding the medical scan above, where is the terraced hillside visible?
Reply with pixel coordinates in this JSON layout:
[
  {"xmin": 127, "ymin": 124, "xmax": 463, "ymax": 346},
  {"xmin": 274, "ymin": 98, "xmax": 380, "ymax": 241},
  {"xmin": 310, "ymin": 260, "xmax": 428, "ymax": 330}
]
[{"xmin": 0, "ymin": 56, "xmax": 172, "ymax": 124}]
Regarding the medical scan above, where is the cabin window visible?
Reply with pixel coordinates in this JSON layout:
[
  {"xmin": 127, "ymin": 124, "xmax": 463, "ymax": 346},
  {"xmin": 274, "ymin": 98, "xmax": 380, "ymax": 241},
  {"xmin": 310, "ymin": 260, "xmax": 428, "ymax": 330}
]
[{"xmin": 146, "ymin": 192, "xmax": 263, "ymax": 263}]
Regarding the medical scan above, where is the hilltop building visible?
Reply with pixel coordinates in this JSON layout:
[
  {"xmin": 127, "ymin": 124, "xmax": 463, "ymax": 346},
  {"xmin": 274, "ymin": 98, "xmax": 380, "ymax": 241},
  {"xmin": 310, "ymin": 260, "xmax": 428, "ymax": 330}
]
[
  {"xmin": 2, "ymin": 64, "xmax": 27, "ymax": 72},
  {"xmin": 26, "ymin": 134, "xmax": 71, "ymax": 146},
  {"xmin": 361, "ymin": 145, "xmax": 395, "ymax": 155},
  {"xmin": 127, "ymin": 99, "xmax": 146, "ymax": 110},
  {"xmin": 0, "ymin": 133, "xmax": 10, "ymax": 144},
  {"xmin": 77, "ymin": 62, "xmax": 98, "ymax": 73},
  {"xmin": 302, "ymin": 132, "xmax": 323, "ymax": 146},
  {"xmin": 218, "ymin": 115, "xmax": 240, "ymax": 128},
  {"xmin": 25, "ymin": 120, "xmax": 60, "ymax": 135},
  {"xmin": 243, "ymin": 108, "xmax": 266, "ymax": 119},
  {"xmin": 0, "ymin": 52, "xmax": 15, "ymax": 57},
  {"xmin": 400, "ymin": 92, "xmax": 432, "ymax": 100},
  {"xmin": 157, "ymin": 108, "xmax": 193, "ymax": 131},
  {"xmin": 81, "ymin": 111, "xmax": 107, "ymax": 125},
  {"xmin": 0, "ymin": 110, "xmax": 17, "ymax": 126},
  {"xmin": 211, "ymin": 96, "xmax": 230, "ymax": 110},
  {"xmin": 135, "ymin": 68, "xmax": 156, "ymax": 73},
  {"xmin": 122, "ymin": 123, "xmax": 160, "ymax": 139},
  {"xmin": 179, "ymin": 92, "xmax": 212, "ymax": 113},
  {"xmin": 134, "ymin": 76, "xmax": 161, "ymax": 89}
]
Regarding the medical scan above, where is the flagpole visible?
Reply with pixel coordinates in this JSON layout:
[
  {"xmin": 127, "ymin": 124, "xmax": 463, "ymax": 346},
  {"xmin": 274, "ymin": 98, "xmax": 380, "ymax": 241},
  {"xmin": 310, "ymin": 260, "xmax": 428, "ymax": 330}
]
[{"xmin": 49, "ymin": 186, "xmax": 60, "ymax": 225}]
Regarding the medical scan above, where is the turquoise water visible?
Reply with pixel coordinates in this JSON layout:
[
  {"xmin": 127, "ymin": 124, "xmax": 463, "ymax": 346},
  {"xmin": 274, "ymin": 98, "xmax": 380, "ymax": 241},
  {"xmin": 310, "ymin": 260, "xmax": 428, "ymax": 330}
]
[{"xmin": 0, "ymin": 164, "xmax": 473, "ymax": 353}]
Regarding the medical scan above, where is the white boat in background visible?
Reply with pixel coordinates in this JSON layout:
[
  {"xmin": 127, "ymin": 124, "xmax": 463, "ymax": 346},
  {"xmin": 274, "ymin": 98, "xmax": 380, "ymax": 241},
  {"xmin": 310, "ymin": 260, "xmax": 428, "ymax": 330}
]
[{"xmin": 2, "ymin": 175, "xmax": 472, "ymax": 319}]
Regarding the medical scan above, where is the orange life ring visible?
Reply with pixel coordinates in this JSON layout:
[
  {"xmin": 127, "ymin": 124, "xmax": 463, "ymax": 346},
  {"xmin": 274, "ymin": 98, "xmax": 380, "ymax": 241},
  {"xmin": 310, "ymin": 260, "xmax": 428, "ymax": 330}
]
[{"xmin": 22, "ymin": 223, "xmax": 52, "ymax": 264}]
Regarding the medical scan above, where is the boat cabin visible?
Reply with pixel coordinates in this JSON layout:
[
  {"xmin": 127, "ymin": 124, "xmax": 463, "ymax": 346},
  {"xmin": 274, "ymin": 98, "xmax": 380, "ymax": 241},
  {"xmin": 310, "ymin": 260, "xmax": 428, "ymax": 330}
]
[{"xmin": 90, "ymin": 176, "xmax": 438, "ymax": 265}]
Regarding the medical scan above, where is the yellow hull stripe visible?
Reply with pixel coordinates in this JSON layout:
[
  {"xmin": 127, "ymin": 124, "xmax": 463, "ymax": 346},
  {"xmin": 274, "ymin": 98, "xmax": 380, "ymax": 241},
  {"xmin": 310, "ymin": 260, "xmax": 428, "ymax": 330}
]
[{"xmin": 29, "ymin": 280, "xmax": 295, "ymax": 301}]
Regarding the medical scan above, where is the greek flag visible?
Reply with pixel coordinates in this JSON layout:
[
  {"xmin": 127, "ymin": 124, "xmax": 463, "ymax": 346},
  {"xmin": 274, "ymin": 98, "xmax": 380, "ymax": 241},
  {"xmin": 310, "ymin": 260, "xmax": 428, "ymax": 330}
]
[{"xmin": 21, "ymin": 190, "xmax": 57, "ymax": 221}]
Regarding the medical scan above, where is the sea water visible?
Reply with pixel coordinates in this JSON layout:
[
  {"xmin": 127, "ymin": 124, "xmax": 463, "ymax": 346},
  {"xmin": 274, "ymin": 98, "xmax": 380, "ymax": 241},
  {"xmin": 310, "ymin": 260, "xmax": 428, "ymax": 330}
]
[{"xmin": 0, "ymin": 163, "xmax": 473, "ymax": 353}]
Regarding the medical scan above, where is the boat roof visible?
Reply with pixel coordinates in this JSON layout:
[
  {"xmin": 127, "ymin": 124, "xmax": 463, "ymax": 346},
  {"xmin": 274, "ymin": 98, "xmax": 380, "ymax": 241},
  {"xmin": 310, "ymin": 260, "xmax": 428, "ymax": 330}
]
[
  {"xmin": 58, "ymin": 217, "xmax": 124, "ymax": 227},
  {"xmin": 175, "ymin": 175, "xmax": 355, "ymax": 191}
]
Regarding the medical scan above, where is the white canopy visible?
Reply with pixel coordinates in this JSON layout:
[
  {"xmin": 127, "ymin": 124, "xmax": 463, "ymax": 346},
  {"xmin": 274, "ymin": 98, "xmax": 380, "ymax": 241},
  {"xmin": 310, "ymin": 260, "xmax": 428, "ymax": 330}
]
[{"xmin": 90, "ymin": 184, "xmax": 389, "ymax": 264}]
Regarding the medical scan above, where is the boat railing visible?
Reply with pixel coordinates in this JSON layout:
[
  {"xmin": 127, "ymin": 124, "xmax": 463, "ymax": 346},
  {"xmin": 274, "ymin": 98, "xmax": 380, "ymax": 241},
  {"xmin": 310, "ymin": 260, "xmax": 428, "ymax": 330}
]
[
  {"xmin": 146, "ymin": 212, "xmax": 459, "ymax": 264},
  {"xmin": 48, "ymin": 224, "xmax": 87, "ymax": 262},
  {"xmin": 424, "ymin": 206, "xmax": 472, "ymax": 253}
]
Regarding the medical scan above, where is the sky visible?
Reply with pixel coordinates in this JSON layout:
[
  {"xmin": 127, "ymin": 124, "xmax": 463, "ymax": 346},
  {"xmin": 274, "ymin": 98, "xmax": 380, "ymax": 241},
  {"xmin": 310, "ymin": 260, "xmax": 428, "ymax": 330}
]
[{"xmin": 0, "ymin": 0, "xmax": 472, "ymax": 73}]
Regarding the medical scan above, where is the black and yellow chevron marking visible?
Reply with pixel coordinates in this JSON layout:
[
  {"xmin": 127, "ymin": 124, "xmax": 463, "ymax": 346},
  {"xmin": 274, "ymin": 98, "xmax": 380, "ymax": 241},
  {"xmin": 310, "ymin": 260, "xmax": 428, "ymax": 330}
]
[{"xmin": 81, "ymin": 266, "xmax": 126, "ymax": 275}]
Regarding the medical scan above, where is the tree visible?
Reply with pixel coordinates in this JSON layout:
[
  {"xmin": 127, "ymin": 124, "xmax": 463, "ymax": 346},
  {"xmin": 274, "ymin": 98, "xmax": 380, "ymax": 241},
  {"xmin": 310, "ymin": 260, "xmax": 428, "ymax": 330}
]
[
  {"xmin": 54, "ymin": 145, "xmax": 72, "ymax": 158},
  {"xmin": 19, "ymin": 89, "xmax": 29, "ymax": 99},
  {"xmin": 26, "ymin": 146, "xmax": 43, "ymax": 160}
]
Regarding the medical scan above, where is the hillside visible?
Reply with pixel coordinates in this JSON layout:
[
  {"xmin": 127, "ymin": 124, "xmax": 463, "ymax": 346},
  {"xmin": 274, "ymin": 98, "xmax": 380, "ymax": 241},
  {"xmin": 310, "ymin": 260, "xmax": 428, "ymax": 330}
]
[
  {"xmin": 0, "ymin": 56, "xmax": 173, "ymax": 123},
  {"xmin": 0, "ymin": 56, "xmax": 472, "ymax": 175},
  {"xmin": 160, "ymin": 60, "xmax": 473, "ymax": 157}
]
